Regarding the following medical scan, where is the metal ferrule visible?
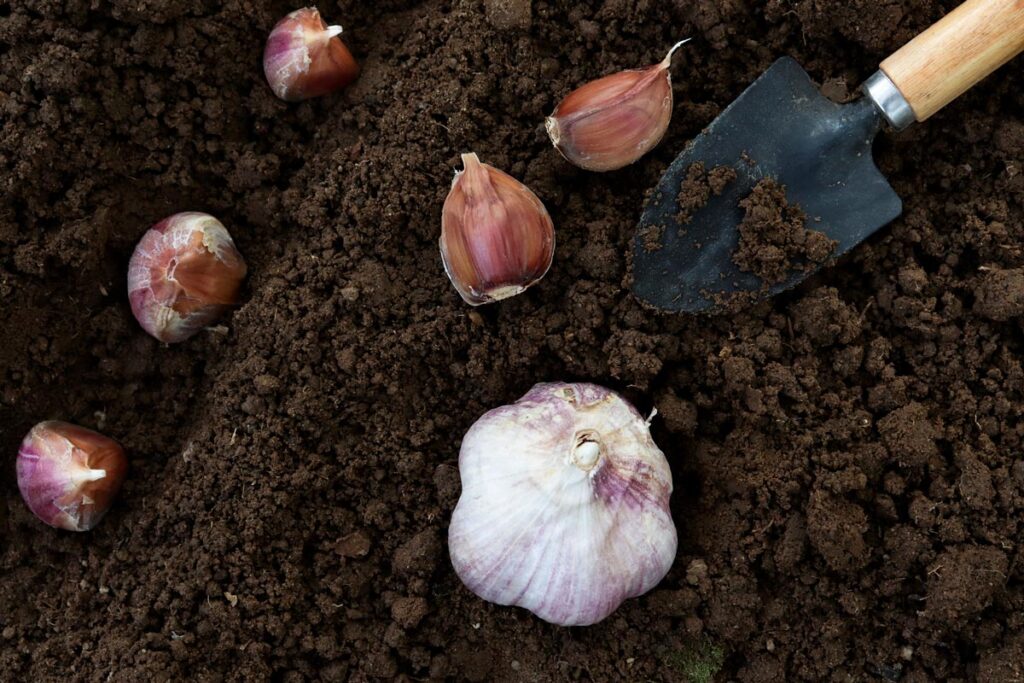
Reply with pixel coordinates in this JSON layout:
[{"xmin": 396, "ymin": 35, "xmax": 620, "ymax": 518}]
[{"xmin": 863, "ymin": 70, "xmax": 916, "ymax": 131}]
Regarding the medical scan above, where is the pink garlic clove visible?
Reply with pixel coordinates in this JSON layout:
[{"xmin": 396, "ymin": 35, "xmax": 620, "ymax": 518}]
[
  {"xmin": 128, "ymin": 212, "xmax": 247, "ymax": 344},
  {"xmin": 546, "ymin": 40, "xmax": 690, "ymax": 172},
  {"xmin": 17, "ymin": 421, "xmax": 128, "ymax": 532},
  {"xmin": 263, "ymin": 7, "xmax": 360, "ymax": 102},
  {"xmin": 440, "ymin": 153, "xmax": 555, "ymax": 305}
]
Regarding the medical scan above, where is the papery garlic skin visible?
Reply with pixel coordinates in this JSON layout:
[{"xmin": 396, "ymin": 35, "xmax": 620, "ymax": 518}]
[
  {"xmin": 128, "ymin": 212, "xmax": 247, "ymax": 343},
  {"xmin": 263, "ymin": 7, "xmax": 360, "ymax": 102},
  {"xmin": 17, "ymin": 421, "xmax": 128, "ymax": 532},
  {"xmin": 449, "ymin": 382, "xmax": 677, "ymax": 626},
  {"xmin": 440, "ymin": 153, "xmax": 555, "ymax": 306},
  {"xmin": 546, "ymin": 40, "xmax": 690, "ymax": 172}
]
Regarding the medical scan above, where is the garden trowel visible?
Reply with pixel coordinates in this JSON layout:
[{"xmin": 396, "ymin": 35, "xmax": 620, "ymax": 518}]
[{"xmin": 632, "ymin": 0, "xmax": 1024, "ymax": 314}]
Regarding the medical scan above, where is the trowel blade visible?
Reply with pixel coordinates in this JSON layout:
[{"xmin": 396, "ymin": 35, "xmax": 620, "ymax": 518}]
[{"xmin": 632, "ymin": 57, "xmax": 902, "ymax": 314}]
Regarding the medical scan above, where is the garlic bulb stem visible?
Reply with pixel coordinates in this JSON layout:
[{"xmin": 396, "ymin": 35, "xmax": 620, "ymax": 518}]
[{"xmin": 572, "ymin": 433, "xmax": 601, "ymax": 471}]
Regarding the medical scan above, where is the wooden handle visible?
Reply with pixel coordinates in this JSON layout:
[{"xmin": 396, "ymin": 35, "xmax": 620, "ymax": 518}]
[{"xmin": 880, "ymin": 0, "xmax": 1024, "ymax": 122}]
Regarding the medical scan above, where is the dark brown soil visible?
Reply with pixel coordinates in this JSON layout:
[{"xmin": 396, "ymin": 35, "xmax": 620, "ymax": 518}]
[
  {"xmin": 2, "ymin": 0, "xmax": 1024, "ymax": 681},
  {"xmin": 676, "ymin": 162, "xmax": 737, "ymax": 226},
  {"xmin": 733, "ymin": 178, "xmax": 836, "ymax": 284}
]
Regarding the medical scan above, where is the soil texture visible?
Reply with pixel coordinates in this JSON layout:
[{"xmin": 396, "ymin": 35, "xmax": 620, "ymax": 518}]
[
  {"xmin": 2, "ymin": 0, "xmax": 1024, "ymax": 681},
  {"xmin": 676, "ymin": 162, "xmax": 737, "ymax": 226},
  {"xmin": 733, "ymin": 178, "xmax": 836, "ymax": 284}
]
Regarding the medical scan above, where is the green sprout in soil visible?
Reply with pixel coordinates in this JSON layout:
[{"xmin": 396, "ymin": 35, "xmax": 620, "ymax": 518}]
[{"xmin": 666, "ymin": 638, "xmax": 726, "ymax": 683}]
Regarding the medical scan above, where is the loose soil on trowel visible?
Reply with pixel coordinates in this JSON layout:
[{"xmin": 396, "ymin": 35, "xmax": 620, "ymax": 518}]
[
  {"xmin": 2, "ymin": 0, "xmax": 1024, "ymax": 680},
  {"xmin": 732, "ymin": 178, "xmax": 835, "ymax": 284}
]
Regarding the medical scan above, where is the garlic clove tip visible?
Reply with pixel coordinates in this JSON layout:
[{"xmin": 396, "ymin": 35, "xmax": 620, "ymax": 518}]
[{"xmin": 660, "ymin": 38, "xmax": 692, "ymax": 68}]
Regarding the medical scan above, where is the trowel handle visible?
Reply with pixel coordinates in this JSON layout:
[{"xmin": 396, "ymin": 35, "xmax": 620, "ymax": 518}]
[{"xmin": 879, "ymin": 0, "xmax": 1024, "ymax": 124}]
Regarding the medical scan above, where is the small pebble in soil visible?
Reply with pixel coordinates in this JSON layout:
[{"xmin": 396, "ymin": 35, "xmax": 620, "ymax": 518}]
[
  {"xmin": 484, "ymin": 0, "xmax": 531, "ymax": 31},
  {"xmin": 732, "ymin": 178, "xmax": 836, "ymax": 284},
  {"xmin": 336, "ymin": 531, "xmax": 372, "ymax": 558},
  {"xmin": 391, "ymin": 595, "xmax": 429, "ymax": 629},
  {"xmin": 685, "ymin": 558, "xmax": 708, "ymax": 585},
  {"xmin": 973, "ymin": 267, "xmax": 1024, "ymax": 321},
  {"xmin": 393, "ymin": 529, "xmax": 442, "ymax": 576}
]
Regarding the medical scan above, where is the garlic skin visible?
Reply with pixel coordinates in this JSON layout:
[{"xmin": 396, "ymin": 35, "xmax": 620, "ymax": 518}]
[
  {"xmin": 17, "ymin": 421, "xmax": 128, "ymax": 532},
  {"xmin": 440, "ymin": 153, "xmax": 555, "ymax": 306},
  {"xmin": 128, "ymin": 212, "xmax": 247, "ymax": 343},
  {"xmin": 263, "ymin": 7, "xmax": 360, "ymax": 102},
  {"xmin": 546, "ymin": 40, "xmax": 690, "ymax": 172},
  {"xmin": 449, "ymin": 382, "xmax": 677, "ymax": 626}
]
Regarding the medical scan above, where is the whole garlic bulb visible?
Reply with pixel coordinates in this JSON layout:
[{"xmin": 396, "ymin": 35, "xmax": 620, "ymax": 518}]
[{"xmin": 449, "ymin": 382, "xmax": 677, "ymax": 626}]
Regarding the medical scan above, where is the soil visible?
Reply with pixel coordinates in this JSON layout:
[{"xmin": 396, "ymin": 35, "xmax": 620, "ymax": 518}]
[
  {"xmin": 733, "ymin": 178, "xmax": 836, "ymax": 284},
  {"xmin": 2, "ymin": 0, "xmax": 1024, "ymax": 681},
  {"xmin": 676, "ymin": 162, "xmax": 737, "ymax": 226}
]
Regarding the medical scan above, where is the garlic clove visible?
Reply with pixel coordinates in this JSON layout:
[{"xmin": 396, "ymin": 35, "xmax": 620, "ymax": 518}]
[
  {"xmin": 17, "ymin": 421, "xmax": 128, "ymax": 532},
  {"xmin": 128, "ymin": 212, "xmax": 247, "ymax": 344},
  {"xmin": 448, "ymin": 382, "xmax": 677, "ymax": 626},
  {"xmin": 263, "ymin": 7, "xmax": 360, "ymax": 102},
  {"xmin": 546, "ymin": 40, "xmax": 690, "ymax": 172},
  {"xmin": 440, "ymin": 153, "xmax": 555, "ymax": 306}
]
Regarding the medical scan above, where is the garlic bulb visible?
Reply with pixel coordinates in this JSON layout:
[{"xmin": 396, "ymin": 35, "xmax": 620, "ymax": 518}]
[{"xmin": 449, "ymin": 382, "xmax": 677, "ymax": 626}]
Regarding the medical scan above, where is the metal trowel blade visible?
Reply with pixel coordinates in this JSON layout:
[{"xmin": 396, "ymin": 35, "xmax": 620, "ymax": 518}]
[{"xmin": 632, "ymin": 57, "xmax": 903, "ymax": 314}]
